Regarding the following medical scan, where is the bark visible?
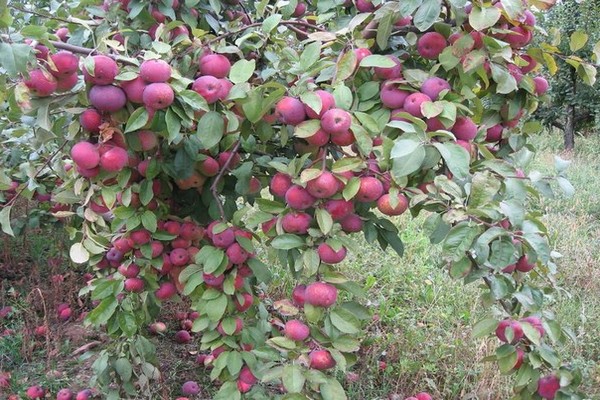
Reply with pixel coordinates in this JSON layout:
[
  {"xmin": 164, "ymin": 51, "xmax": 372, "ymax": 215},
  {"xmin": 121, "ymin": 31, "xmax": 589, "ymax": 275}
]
[
  {"xmin": 564, "ymin": 104, "xmax": 575, "ymax": 150},
  {"xmin": 564, "ymin": 67, "xmax": 577, "ymax": 150}
]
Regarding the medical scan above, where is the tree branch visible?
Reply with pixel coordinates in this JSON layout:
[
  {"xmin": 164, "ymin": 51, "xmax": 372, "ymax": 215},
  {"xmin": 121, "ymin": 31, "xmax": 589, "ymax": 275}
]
[
  {"xmin": 8, "ymin": 4, "xmax": 100, "ymax": 26},
  {"xmin": 4, "ymin": 139, "xmax": 69, "ymax": 208},
  {"xmin": 47, "ymin": 40, "xmax": 137, "ymax": 66},
  {"xmin": 208, "ymin": 20, "xmax": 326, "ymax": 44},
  {"xmin": 210, "ymin": 141, "xmax": 241, "ymax": 221}
]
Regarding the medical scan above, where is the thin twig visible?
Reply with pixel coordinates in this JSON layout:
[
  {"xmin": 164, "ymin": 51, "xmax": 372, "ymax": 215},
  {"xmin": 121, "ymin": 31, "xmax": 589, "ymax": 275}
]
[
  {"xmin": 208, "ymin": 20, "xmax": 326, "ymax": 45},
  {"xmin": 210, "ymin": 141, "xmax": 241, "ymax": 221},
  {"xmin": 5, "ymin": 139, "xmax": 69, "ymax": 208},
  {"xmin": 8, "ymin": 4, "xmax": 100, "ymax": 26}
]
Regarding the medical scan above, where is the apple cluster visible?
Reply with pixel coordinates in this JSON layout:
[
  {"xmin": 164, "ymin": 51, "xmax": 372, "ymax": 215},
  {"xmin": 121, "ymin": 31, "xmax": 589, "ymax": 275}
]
[{"xmin": 5, "ymin": 0, "xmax": 585, "ymax": 396}]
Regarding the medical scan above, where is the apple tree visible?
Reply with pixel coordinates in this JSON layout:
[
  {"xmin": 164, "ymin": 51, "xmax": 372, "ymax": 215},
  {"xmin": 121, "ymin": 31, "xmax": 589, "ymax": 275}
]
[
  {"xmin": 0, "ymin": 0, "xmax": 592, "ymax": 398},
  {"xmin": 533, "ymin": 0, "xmax": 600, "ymax": 150}
]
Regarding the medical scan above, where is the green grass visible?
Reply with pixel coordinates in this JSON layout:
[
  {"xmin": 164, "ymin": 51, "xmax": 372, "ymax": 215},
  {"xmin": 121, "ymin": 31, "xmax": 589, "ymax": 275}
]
[{"xmin": 1, "ymin": 130, "xmax": 599, "ymax": 399}]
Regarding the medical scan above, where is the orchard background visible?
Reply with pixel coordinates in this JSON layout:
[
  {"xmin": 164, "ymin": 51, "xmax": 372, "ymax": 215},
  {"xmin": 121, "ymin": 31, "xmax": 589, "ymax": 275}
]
[{"xmin": 0, "ymin": 0, "xmax": 599, "ymax": 399}]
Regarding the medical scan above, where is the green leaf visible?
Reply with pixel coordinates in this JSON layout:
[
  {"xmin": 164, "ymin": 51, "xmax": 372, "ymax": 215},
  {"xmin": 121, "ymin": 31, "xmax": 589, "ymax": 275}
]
[
  {"xmin": 330, "ymin": 308, "xmax": 361, "ymax": 334},
  {"xmin": 521, "ymin": 321, "xmax": 542, "ymax": 346},
  {"xmin": 382, "ymin": 230, "xmax": 404, "ymax": 257},
  {"xmin": 247, "ymin": 257, "xmax": 272, "ymax": 283},
  {"xmin": 334, "ymin": 50, "xmax": 358, "ymax": 84},
  {"xmin": 227, "ymin": 351, "xmax": 243, "ymax": 376},
  {"xmin": 0, "ymin": 206, "xmax": 14, "ymax": 236},
  {"xmin": 570, "ymin": 31, "xmax": 589, "ymax": 52},
  {"xmin": 282, "ymin": 364, "xmax": 305, "ymax": 393},
  {"xmin": 399, "ymin": 0, "xmax": 423, "ymax": 17},
  {"xmin": 359, "ymin": 55, "xmax": 396, "ymax": 68},
  {"xmin": 500, "ymin": 0, "xmax": 524, "ymax": 20},
  {"xmin": 332, "ymin": 336, "xmax": 361, "ymax": 352},
  {"xmin": 271, "ymin": 234, "xmax": 305, "ymax": 250},
  {"xmin": 496, "ymin": 345, "xmax": 518, "ymax": 374},
  {"xmin": 196, "ymin": 111, "xmax": 224, "ymax": 149},
  {"xmin": 114, "ymin": 358, "xmax": 133, "ymax": 381},
  {"xmin": 213, "ymin": 381, "xmax": 241, "ymax": 400},
  {"xmin": 343, "ymin": 177, "xmax": 361, "ymax": 200},
  {"xmin": 262, "ymin": 14, "xmax": 282, "ymax": 33},
  {"xmin": 139, "ymin": 180, "xmax": 154, "ymax": 206},
  {"xmin": 165, "ymin": 108, "xmax": 181, "ymax": 142},
  {"xmin": 268, "ymin": 336, "xmax": 298, "ymax": 350},
  {"xmin": 468, "ymin": 171, "xmax": 501, "ymax": 208},
  {"xmin": 449, "ymin": 257, "xmax": 472, "ymax": 279},
  {"xmin": 300, "ymin": 41, "xmax": 322, "ymax": 71},
  {"xmin": 0, "ymin": 43, "xmax": 32, "ymax": 77},
  {"xmin": 577, "ymin": 63, "xmax": 597, "ymax": 86},
  {"xmin": 230, "ymin": 59, "xmax": 256, "ymax": 84},
  {"xmin": 178, "ymin": 90, "xmax": 209, "ymax": 111},
  {"xmin": 294, "ymin": 119, "xmax": 322, "ymax": 138},
  {"xmin": 473, "ymin": 318, "xmax": 498, "ymax": 338},
  {"xmin": 491, "ymin": 63, "xmax": 518, "ymax": 94},
  {"xmin": 469, "ymin": 6, "xmax": 501, "ymax": 31},
  {"xmin": 87, "ymin": 297, "xmax": 118, "ymax": 326},
  {"xmin": 442, "ymin": 222, "xmax": 479, "ymax": 261},
  {"xmin": 413, "ymin": 0, "xmax": 442, "ymax": 32},
  {"xmin": 141, "ymin": 211, "xmax": 157, "ymax": 232},
  {"xmin": 376, "ymin": 12, "xmax": 394, "ymax": 50},
  {"xmin": 242, "ymin": 87, "xmax": 285, "ymax": 123},
  {"xmin": 206, "ymin": 294, "xmax": 228, "ymax": 321},
  {"xmin": 321, "ymin": 379, "xmax": 347, "ymax": 400},
  {"xmin": 391, "ymin": 142, "xmax": 426, "ymax": 178},
  {"xmin": 315, "ymin": 208, "xmax": 333, "ymax": 235},
  {"xmin": 433, "ymin": 142, "xmax": 470, "ymax": 180}
]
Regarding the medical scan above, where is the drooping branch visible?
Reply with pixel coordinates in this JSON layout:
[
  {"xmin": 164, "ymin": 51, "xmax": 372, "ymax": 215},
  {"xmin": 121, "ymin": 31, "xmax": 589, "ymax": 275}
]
[{"xmin": 210, "ymin": 140, "xmax": 241, "ymax": 221}]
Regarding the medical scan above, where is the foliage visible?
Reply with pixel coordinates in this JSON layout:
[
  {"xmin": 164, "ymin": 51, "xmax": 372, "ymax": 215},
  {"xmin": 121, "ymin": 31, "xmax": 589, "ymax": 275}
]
[
  {"xmin": 534, "ymin": 0, "xmax": 600, "ymax": 137},
  {"xmin": 0, "ymin": 0, "xmax": 594, "ymax": 398}
]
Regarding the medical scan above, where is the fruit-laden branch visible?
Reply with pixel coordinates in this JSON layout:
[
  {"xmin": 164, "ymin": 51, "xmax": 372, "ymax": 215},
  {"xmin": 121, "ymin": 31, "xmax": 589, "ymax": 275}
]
[
  {"xmin": 48, "ymin": 41, "xmax": 137, "ymax": 66},
  {"xmin": 210, "ymin": 140, "xmax": 241, "ymax": 220}
]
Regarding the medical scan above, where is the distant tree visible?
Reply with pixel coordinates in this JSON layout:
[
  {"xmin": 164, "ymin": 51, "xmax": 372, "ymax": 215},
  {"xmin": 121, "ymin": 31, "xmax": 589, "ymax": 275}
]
[{"xmin": 535, "ymin": 0, "xmax": 600, "ymax": 149}]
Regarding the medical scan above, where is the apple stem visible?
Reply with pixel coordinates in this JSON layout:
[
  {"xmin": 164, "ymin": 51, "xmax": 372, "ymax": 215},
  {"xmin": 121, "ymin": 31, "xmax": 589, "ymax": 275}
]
[{"xmin": 210, "ymin": 140, "xmax": 241, "ymax": 221}]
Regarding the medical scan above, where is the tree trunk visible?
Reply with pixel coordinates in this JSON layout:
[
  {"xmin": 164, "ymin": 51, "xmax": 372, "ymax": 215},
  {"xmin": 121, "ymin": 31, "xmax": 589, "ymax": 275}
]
[
  {"xmin": 564, "ymin": 67, "xmax": 577, "ymax": 150},
  {"xmin": 564, "ymin": 104, "xmax": 575, "ymax": 150}
]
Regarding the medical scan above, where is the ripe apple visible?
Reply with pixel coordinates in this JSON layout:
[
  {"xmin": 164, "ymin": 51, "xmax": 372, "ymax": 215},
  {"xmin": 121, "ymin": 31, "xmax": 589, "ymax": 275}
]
[
  {"xmin": 309, "ymin": 349, "xmax": 336, "ymax": 370},
  {"xmin": 181, "ymin": 380, "xmax": 201, "ymax": 396},
  {"xmin": 83, "ymin": 55, "xmax": 118, "ymax": 85},
  {"xmin": 537, "ymin": 374, "xmax": 560, "ymax": 399},
  {"xmin": 321, "ymin": 108, "xmax": 352, "ymax": 135},
  {"xmin": 417, "ymin": 32, "xmax": 447, "ymax": 59},
  {"xmin": 140, "ymin": 59, "xmax": 172, "ymax": 83},
  {"xmin": 275, "ymin": 96, "xmax": 306, "ymax": 126},
  {"xmin": 317, "ymin": 243, "xmax": 347, "ymax": 264},
  {"xmin": 495, "ymin": 319, "xmax": 524, "ymax": 344},
  {"xmin": 284, "ymin": 319, "xmax": 310, "ymax": 341},
  {"xmin": 306, "ymin": 171, "xmax": 339, "ymax": 198},
  {"xmin": 304, "ymin": 281, "xmax": 337, "ymax": 307}
]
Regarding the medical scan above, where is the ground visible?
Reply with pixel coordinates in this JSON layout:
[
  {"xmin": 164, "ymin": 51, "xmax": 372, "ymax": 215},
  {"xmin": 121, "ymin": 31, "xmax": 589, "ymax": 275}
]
[{"xmin": 1, "ymin": 130, "xmax": 599, "ymax": 399}]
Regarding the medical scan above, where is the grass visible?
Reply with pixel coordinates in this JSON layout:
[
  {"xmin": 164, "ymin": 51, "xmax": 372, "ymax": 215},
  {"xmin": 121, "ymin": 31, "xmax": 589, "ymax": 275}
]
[{"xmin": 1, "ymin": 130, "xmax": 599, "ymax": 399}]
